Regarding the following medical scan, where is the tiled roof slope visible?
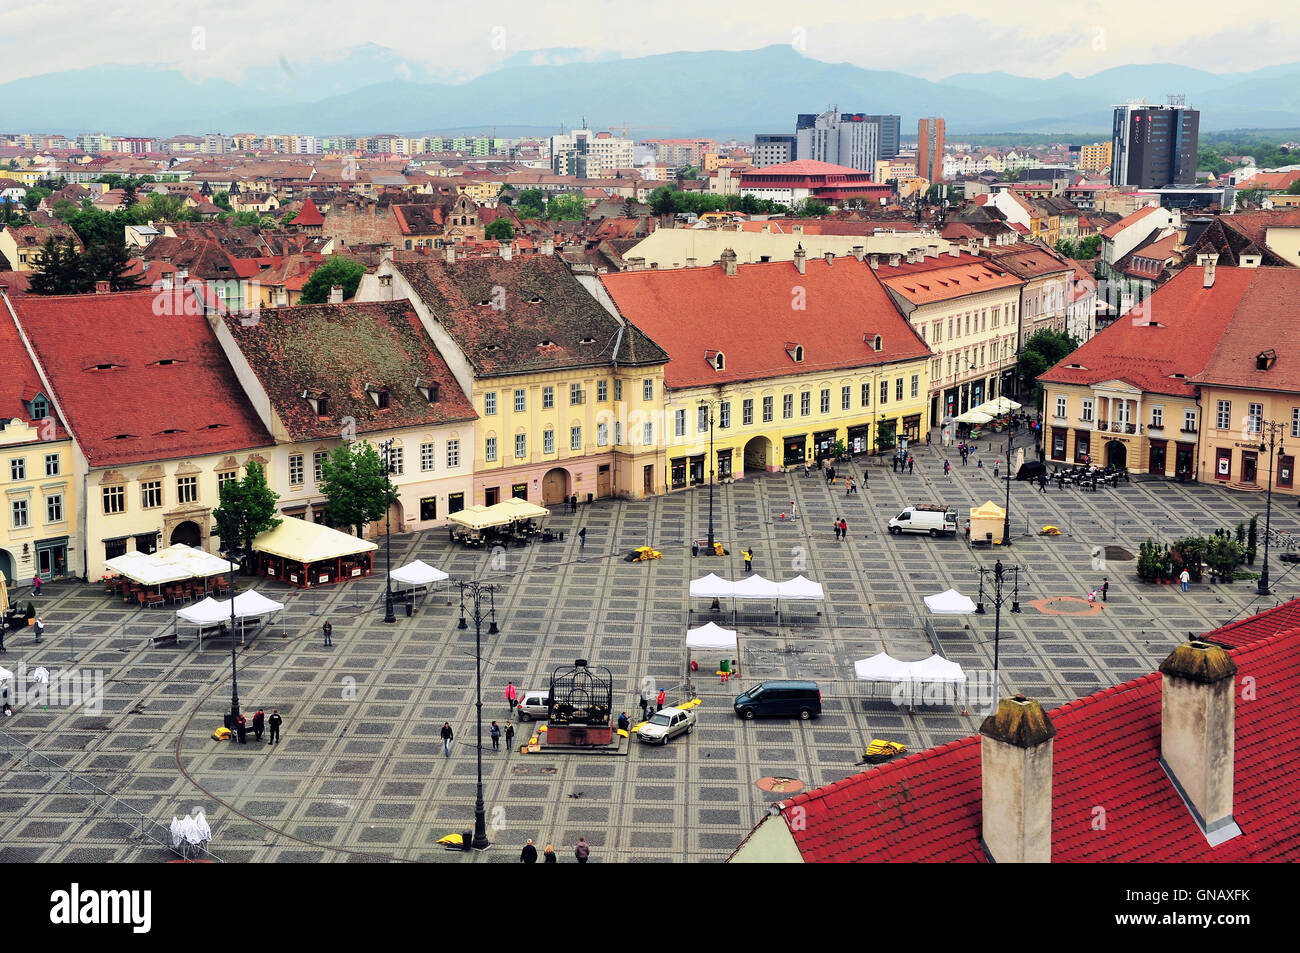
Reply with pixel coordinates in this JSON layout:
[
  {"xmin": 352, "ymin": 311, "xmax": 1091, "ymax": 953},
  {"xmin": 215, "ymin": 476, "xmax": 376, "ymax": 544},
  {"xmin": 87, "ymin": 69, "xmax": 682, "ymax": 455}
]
[
  {"xmin": 395, "ymin": 255, "xmax": 668, "ymax": 377},
  {"xmin": 1038, "ymin": 265, "xmax": 1256, "ymax": 397},
  {"xmin": 1191, "ymin": 269, "xmax": 1300, "ymax": 392},
  {"xmin": 600, "ymin": 256, "xmax": 931, "ymax": 389},
  {"xmin": 224, "ymin": 301, "xmax": 476, "ymax": 440},
  {"xmin": 10, "ymin": 291, "xmax": 270, "ymax": 466},
  {"xmin": 760, "ymin": 610, "xmax": 1300, "ymax": 863},
  {"xmin": 0, "ymin": 298, "xmax": 67, "ymax": 440}
]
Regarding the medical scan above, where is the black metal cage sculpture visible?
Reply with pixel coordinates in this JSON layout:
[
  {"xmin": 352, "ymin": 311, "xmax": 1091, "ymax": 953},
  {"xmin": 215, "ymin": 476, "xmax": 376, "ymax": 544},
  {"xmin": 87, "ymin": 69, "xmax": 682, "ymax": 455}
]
[{"xmin": 547, "ymin": 659, "xmax": 613, "ymax": 726}]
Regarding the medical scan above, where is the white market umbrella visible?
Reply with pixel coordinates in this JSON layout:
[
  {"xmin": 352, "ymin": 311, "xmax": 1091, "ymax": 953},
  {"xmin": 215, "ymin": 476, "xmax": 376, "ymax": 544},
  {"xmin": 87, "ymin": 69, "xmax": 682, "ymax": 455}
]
[
  {"xmin": 954, "ymin": 409, "xmax": 994, "ymax": 425},
  {"xmin": 973, "ymin": 396, "xmax": 1022, "ymax": 415}
]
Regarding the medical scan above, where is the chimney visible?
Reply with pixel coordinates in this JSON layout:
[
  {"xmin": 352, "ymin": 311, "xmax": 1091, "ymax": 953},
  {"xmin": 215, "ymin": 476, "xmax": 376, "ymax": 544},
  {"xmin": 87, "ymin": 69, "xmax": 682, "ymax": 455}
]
[
  {"xmin": 175, "ymin": 269, "xmax": 188, "ymax": 287},
  {"xmin": 328, "ymin": 284, "xmax": 344, "ymax": 304},
  {"xmin": 1158, "ymin": 641, "xmax": 1241, "ymax": 845},
  {"xmin": 949, "ymin": 246, "xmax": 961, "ymax": 258},
  {"xmin": 275, "ymin": 287, "xmax": 288, "ymax": 307},
  {"xmin": 500, "ymin": 242, "xmax": 512, "ymax": 261},
  {"xmin": 888, "ymin": 253, "xmax": 901, "ymax": 268},
  {"xmin": 720, "ymin": 247, "xmax": 738, "ymax": 277},
  {"xmin": 868, "ymin": 253, "xmax": 879, "ymax": 270},
  {"xmin": 927, "ymin": 244, "xmax": 939, "ymax": 258},
  {"xmin": 983, "ymin": 236, "xmax": 990, "ymax": 248},
  {"xmin": 792, "ymin": 225, "xmax": 803, "ymax": 236},
  {"xmin": 686, "ymin": 257, "xmax": 697, "ymax": 268},
  {"xmin": 95, "ymin": 281, "xmax": 110, "ymax": 294},
  {"xmin": 445, "ymin": 244, "xmax": 456, "ymax": 264},
  {"xmin": 851, "ymin": 245, "xmax": 865, "ymax": 262},
  {"xmin": 1202, "ymin": 253, "xmax": 1219, "ymax": 288},
  {"xmin": 380, "ymin": 245, "xmax": 394, "ymax": 264},
  {"xmin": 793, "ymin": 244, "xmax": 806, "ymax": 275},
  {"xmin": 980, "ymin": 695, "xmax": 1056, "ymax": 864},
  {"xmin": 542, "ymin": 237, "xmax": 555, "ymax": 256},
  {"xmin": 823, "ymin": 251, "xmax": 834, "ymax": 265}
]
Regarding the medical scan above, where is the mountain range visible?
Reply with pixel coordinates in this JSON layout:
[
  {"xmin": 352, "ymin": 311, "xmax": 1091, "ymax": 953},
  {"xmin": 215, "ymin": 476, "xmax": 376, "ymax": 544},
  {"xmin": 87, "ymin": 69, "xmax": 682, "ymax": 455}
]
[{"xmin": 5, "ymin": 44, "xmax": 1300, "ymax": 139}]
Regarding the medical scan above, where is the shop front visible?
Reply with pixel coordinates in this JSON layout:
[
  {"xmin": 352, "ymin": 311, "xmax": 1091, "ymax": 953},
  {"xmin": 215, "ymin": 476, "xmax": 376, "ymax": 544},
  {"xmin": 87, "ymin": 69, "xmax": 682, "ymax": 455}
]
[
  {"xmin": 1175, "ymin": 443, "xmax": 1195, "ymax": 481},
  {"xmin": 1148, "ymin": 439, "xmax": 1166, "ymax": 476},
  {"xmin": 1075, "ymin": 429, "xmax": 1091, "ymax": 464},
  {"xmin": 35, "ymin": 536, "xmax": 69, "ymax": 580},
  {"xmin": 813, "ymin": 429, "xmax": 838, "ymax": 460},
  {"xmin": 783, "ymin": 435, "xmax": 807, "ymax": 467},
  {"xmin": 847, "ymin": 424, "xmax": 870, "ymax": 455},
  {"xmin": 717, "ymin": 449, "xmax": 733, "ymax": 479}
]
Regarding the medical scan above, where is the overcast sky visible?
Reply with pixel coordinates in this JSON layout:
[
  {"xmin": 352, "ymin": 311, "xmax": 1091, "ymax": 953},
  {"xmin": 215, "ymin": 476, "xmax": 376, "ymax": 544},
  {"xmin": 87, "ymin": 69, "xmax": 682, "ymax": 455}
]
[{"xmin": 1, "ymin": 0, "xmax": 1295, "ymax": 84}]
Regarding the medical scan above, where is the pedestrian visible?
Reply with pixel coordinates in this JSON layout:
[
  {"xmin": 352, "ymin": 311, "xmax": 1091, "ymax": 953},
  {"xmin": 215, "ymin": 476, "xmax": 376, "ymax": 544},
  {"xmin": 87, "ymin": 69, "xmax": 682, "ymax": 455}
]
[
  {"xmin": 926, "ymin": 430, "xmax": 932, "ymax": 445},
  {"xmin": 578, "ymin": 527, "xmax": 586, "ymax": 551},
  {"xmin": 994, "ymin": 461, "xmax": 1000, "ymax": 479},
  {"xmin": 892, "ymin": 456, "xmax": 899, "ymax": 473},
  {"xmin": 236, "ymin": 712, "xmax": 247, "ymax": 744},
  {"xmin": 575, "ymin": 837, "xmax": 591, "ymax": 864},
  {"xmin": 1102, "ymin": 578, "xmax": 1109, "ymax": 602},
  {"xmin": 977, "ymin": 458, "xmax": 984, "ymax": 469},
  {"xmin": 505, "ymin": 721, "xmax": 515, "ymax": 752},
  {"xmin": 961, "ymin": 449, "xmax": 968, "ymax": 466},
  {"xmin": 441, "ymin": 721, "xmax": 454, "ymax": 757},
  {"xmin": 32, "ymin": 575, "xmax": 42, "ymax": 597},
  {"xmin": 0, "ymin": 626, "xmax": 7, "ymax": 653},
  {"xmin": 908, "ymin": 456, "xmax": 914, "ymax": 474},
  {"xmin": 322, "ymin": 620, "xmax": 332, "ymax": 647},
  {"xmin": 268, "ymin": 709, "xmax": 282, "ymax": 744},
  {"xmin": 33, "ymin": 617, "xmax": 45, "ymax": 643},
  {"xmin": 543, "ymin": 844, "xmax": 557, "ymax": 863},
  {"xmin": 790, "ymin": 500, "xmax": 798, "ymax": 518},
  {"xmin": 1038, "ymin": 473, "xmax": 1048, "ymax": 493},
  {"xmin": 490, "ymin": 720, "xmax": 501, "ymax": 751},
  {"xmin": 743, "ymin": 548, "xmax": 753, "ymax": 572},
  {"xmin": 617, "ymin": 712, "xmax": 630, "ymax": 732},
  {"xmin": 520, "ymin": 839, "xmax": 538, "ymax": 863},
  {"xmin": 1180, "ymin": 569, "xmax": 1190, "ymax": 592},
  {"xmin": 638, "ymin": 693, "xmax": 648, "ymax": 720},
  {"xmin": 505, "ymin": 681, "xmax": 518, "ymax": 714},
  {"xmin": 833, "ymin": 520, "xmax": 841, "ymax": 540},
  {"xmin": 656, "ymin": 688, "xmax": 665, "ymax": 712},
  {"xmin": 839, "ymin": 518, "xmax": 848, "ymax": 539},
  {"xmin": 943, "ymin": 460, "xmax": 951, "ymax": 476},
  {"xmin": 1088, "ymin": 588, "xmax": 1097, "ymax": 603},
  {"xmin": 995, "ymin": 559, "xmax": 1004, "ymax": 583},
  {"xmin": 253, "ymin": 708, "xmax": 265, "ymax": 742},
  {"xmin": 845, "ymin": 477, "xmax": 852, "ymax": 496}
]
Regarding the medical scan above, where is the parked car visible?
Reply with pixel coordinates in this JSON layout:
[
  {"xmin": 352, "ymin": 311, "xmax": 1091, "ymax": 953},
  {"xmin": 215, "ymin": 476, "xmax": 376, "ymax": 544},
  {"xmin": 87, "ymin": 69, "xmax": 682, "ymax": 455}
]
[
  {"xmin": 733, "ymin": 681, "xmax": 822, "ymax": 720},
  {"xmin": 888, "ymin": 505, "xmax": 959, "ymax": 537},
  {"xmin": 516, "ymin": 690, "xmax": 550, "ymax": 721},
  {"xmin": 637, "ymin": 706, "xmax": 697, "ymax": 744}
]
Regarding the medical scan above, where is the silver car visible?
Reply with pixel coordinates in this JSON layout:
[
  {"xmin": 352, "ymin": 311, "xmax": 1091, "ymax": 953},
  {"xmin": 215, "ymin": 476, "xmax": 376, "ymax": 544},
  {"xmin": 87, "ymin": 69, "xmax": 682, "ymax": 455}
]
[
  {"xmin": 516, "ymin": 691, "xmax": 550, "ymax": 721},
  {"xmin": 637, "ymin": 707, "xmax": 697, "ymax": 745}
]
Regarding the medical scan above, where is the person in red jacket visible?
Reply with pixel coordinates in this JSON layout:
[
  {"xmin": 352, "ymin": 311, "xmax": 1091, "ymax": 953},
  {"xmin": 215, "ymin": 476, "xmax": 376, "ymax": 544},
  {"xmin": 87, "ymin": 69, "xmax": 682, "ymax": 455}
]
[
  {"xmin": 656, "ymin": 688, "xmax": 666, "ymax": 712},
  {"xmin": 505, "ymin": 682, "xmax": 518, "ymax": 714}
]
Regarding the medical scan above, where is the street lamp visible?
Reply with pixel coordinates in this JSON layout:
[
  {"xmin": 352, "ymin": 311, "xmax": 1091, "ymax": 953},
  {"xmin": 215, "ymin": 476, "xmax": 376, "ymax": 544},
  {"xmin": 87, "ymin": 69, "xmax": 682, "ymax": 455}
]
[
  {"xmin": 1257, "ymin": 421, "xmax": 1285, "ymax": 595},
  {"xmin": 977, "ymin": 563, "xmax": 1022, "ymax": 700},
  {"xmin": 698, "ymin": 399, "xmax": 716, "ymax": 550},
  {"xmin": 1002, "ymin": 421, "xmax": 1017, "ymax": 546},
  {"xmin": 220, "ymin": 543, "xmax": 242, "ymax": 736},
  {"xmin": 457, "ymin": 579, "xmax": 499, "ymax": 851},
  {"xmin": 379, "ymin": 439, "xmax": 397, "ymax": 624}
]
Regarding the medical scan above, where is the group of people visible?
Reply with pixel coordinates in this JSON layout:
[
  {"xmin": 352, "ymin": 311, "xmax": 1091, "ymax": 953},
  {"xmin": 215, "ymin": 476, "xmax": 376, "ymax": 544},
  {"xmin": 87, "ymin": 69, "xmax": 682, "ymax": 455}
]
[
  {"xmin": 231, "ymin": 708, "xmax": 283, "ymax": 744},
  {"xmin": 637, "ymin": 688, "xmax": 667, "ymax": 720},
  {"xmin": 892, "ymin": 453, "xmax": 915, "ymax": 474},
  {"xmin": 843, "ymin": 476, "xmax": 860, "ymax": 494},
  {"xmin": 519, "ymin": 837, "xmax": 590, "ymax": 863},
  {"xmin": 832, "ymin": 517, "xmax": 850, "ymax": 540}
]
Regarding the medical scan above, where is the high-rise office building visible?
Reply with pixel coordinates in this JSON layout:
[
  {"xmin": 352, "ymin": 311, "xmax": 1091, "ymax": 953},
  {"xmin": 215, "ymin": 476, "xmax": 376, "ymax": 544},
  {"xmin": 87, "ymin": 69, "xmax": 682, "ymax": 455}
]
[
  {"xmin": 794, "ymin": 108, "xmax": 881, "ymax": 173},
  {"xmin": 753, "ymin": 134, "xmax": 796, "ymax": 167},
  {"xmin": 862, "ymin": 115, "xmax": 901, "ymax": 160},
  {"xmin": 917, "ymin": 117, "xmax": 945, "ymax": 183},
  {"xmin": 1110, "ymin": 100, "xmax": 1200, "ymax": 188}
]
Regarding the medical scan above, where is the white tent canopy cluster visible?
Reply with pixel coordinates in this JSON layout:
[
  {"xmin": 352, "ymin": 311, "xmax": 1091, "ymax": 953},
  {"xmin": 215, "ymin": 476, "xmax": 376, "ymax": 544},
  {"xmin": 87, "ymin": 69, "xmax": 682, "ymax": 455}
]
[
  {"xmin": 174, "ymin": 589, "xmax": 285, "ymax": 646},
  {"xmin": 105, "ymin": 544, "xmax": 236, "ymax": 586},
  {"xmin": 854, "ymin": 652, "xmax": 967, "ymax": 684},
  {"xmin": 689, "ymin": 574, "xmax": 825, "ymax": 601},
  {"xmin": 170, "ymin": 809, "xmax": 212, "ymax": 858},
  {"xmin": 388, "ymin": 559, "xmax": 449, "ymax": 591}
]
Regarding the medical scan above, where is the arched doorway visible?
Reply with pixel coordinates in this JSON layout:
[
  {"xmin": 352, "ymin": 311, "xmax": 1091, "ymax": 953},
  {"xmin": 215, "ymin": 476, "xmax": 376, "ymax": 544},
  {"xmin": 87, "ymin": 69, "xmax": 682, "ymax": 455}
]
[
  {"xmin": 542, "ymin": 467, "xmax": 570, "ymax": 505},
  {"xmin": 0, "ymin": 549, "xmax": 14, "ymax": 586},
  {"xmin": 1106, "ymin": 439, "xmax": 1127, "ymax": 470},
  {"xmin": 170, "ymin": 520, "xmax": 202, "ymax": 547},
  {"xmin": 743, "ymin": 435, "xmax": 772, "ymax": 473},
  {"xmin": 368, "ymin": 501, "xmax": 405, "ymax": 539}
]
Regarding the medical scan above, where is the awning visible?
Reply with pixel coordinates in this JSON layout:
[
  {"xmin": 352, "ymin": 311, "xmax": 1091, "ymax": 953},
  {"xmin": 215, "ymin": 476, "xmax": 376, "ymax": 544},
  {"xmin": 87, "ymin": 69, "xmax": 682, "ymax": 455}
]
[
  {"xmin": 969, "ymin": 500, "xmax": 1006, "ymax": 520},
  {"xmin": 495, "ymin": 497, "xmax": 549, "ymax": 520},
  {"xmin": 954, "ymin": 409, "xmax": 994, "ymax": 425},
  {"xmin": 155, "ymin": 543, "xmax": 237, "ymax": 578},
  {"xmin": 449, "ymin": 499, "xmax": 549, "ymax": 531},
  {"xmin": 972, "ymin": 396, "xmax": 1021, "ymax": 415},
  {"xmin": 252, "ymin": 516, "xmax": 377, "ymax": 563},
  {"xmin": 685, "ymin": 622, "xmax": 738, "ymax": 651},
  {"xmin": 389, "ymin": 559, "xmax": 449, "ymax": 589},
  {"xmin": 924, "ymin": 588, "xmax": 977, "ymax": 614},
  {"xmin": 104, "ymin": 551, "xmax": 191, "ymax": 586}
]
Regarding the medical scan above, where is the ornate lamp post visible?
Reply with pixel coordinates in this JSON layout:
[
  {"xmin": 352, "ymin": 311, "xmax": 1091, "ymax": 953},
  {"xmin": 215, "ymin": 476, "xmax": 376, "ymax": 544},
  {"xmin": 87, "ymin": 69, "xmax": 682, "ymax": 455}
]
[
  {"xmin": 457, "ymin": 580, "xmax": 499, "ymax": 851},
  {"xmin": 977, "ymin": 562, "xmax": 1021, "ymax": 699},
  {"xmin": 1003, "ymin": 421, "xmax": 1017, "ymax": 546},
  {"xmin": 1257, "ymin": 421, "xmax": 1285, "ymax": 595},
  {"xmin": 220, "ymin": 543, "xmax": 242, "ymax": 734},
  {"xmin": 698, "ymin": 399, "xmax": 716, "ymax": 550},
  {"xmin": 379, "ymin": 439, "xmax": 397, "ymax": 624}
]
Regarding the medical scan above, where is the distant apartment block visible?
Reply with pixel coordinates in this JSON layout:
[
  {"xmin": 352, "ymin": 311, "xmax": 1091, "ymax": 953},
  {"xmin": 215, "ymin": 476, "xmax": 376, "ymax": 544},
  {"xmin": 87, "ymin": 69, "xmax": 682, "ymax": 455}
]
[
  {"xmin": 795, "ymin": 108, "xmax": 883, "ymax": 173},
  {"xmin": 550, "ymin": 128, "xmax": 634, "ymax": 177},
  {"xmin": 917, "ymin": 117, "xmax": 945, "ymax": 183},
  {"xmin": 753, "ymin": 134, "xmax": 795, "ymax": 168},
  {"xmin": 1111, "ymin": 100, "xmax": 1200, "ymax": 189},
  {"xmin": 1078, "ymin": 141, "xmax": 1113, "ymax": 173}
]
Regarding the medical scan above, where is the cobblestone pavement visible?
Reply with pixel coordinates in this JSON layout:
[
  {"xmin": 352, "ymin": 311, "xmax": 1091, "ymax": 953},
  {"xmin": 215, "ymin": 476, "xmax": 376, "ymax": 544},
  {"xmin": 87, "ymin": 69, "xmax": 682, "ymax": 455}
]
[{"xmin": 3, "ymin": 433, "xmax": 1297, "ymax": 863}]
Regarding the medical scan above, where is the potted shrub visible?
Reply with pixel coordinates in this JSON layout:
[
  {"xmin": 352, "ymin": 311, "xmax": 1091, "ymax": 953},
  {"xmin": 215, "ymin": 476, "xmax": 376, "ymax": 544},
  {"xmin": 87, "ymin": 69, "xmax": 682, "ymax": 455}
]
[{"xmin": 25, "ymin": 601, "xmax": 36, "ymax": 625}]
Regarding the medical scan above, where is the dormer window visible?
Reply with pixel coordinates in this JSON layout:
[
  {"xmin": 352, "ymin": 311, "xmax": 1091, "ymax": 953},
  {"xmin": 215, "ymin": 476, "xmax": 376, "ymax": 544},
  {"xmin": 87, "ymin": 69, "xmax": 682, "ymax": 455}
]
[
  {"xmin": 529, "ymin": 295, "xmax": 543, "ymax": 304},
  {"xmin": 29, "ymin": 395, "xmax": 50, "ymax": 420},
  {"xmin": 579, "ymin": 336, "xmax": 596, "ymax": 346},
  {"xmin": 485, "ymin": 344, "xmax": 501, "ymax": 352},
  {"xmin": 415, "ymin": 377, "xmax": 440, "ymax": 403},
  {"xmin": 1257, "ymin": 349, "xmax": 1277, "ymax": 371},
  {"xmin": 302, "ymin": 389, "xmax": 329, "ymax": 416},
  {"xmin": 364, "ymin": 382, "xmax": 391, "ymax": 409},
  {"xmin": 705, "ymin": 349, "xmax": 725, "ymax": 371},
  {"xmin": 539, "ymin": 339, "xmax": 555, "ymax": 347},
  {"xmin": 786, "ymin": 344, "xmax": 804, "ymax": 363},
  {"xmin": 150, "ymin": 359, "xmax": 183, "ymax": 367}
]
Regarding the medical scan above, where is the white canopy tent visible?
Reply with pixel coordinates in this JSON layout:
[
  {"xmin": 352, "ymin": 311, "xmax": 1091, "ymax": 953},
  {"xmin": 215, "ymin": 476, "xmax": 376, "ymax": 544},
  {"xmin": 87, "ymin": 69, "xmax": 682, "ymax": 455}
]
[
  {"xmin": 155, "ymin": 543, "xmax": 238, "ymax": 579},
  {"xmin": 854, "ymin": 652, "xmax": 914, "ymax": 681},
  {"xmin": 854, "ymin": 651, "xmax": 968, "ymax": 703},
  {"xmin": 972, "ymin": 396, "xmax": 1022, "ymax": 416},
  {"xmin": 923, "ymin": 588, "xmax": 977, "ymax": 615},
  {"xmin": 690, "ymin": 573, "xmax": 824, "ymax": 624},
  {"xmin": 685, "ymin": 621, "xmax": 740, "ymax": 687},
  {"xmin": 388, "ymin": 559, "xmax": 451, "ymax": 605},
  {"xmin": 953, "ymin": 409, "xmax": 994, "ymax": 425},
  {"xmin": 104, "ymin": 551, "xmax": 192, "ymax": 587},
  {"xmin": 174, "ymin": 588, "xmax": 285, "ymax": 647},
  {"xmin": 689, "ymin": 573, "xmax": 735, "ymax": 599}
]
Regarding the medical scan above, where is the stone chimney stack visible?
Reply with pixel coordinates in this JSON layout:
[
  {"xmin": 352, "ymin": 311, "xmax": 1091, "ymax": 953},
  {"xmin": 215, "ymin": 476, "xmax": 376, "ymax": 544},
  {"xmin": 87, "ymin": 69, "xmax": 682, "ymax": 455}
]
[
  {"xmin": 1158, "ymin": 640, "xmax": 1241, "ymax": 845},
  {"xmin": 980, "ymin": 694, "xmax": 1056, "ymax": 863},
  {"xmin": 1202, "ymin": 253, "xmax": 1219, "ymax": 289},
  {"xmin": 686, "ymin": 257, "xmax": 697, "ymax": 268},
  {"xmin": 380, "ymin": 245, "xmax": 394, "ymax": 264},
  {"xmin": 868, "ymin": 253, "xmax": 879, "ymax": 270},
  {"xmin": 823, "ymin": 251, "xmax": 834, "ymax": 266},
  {"xmin": 793, "ymin": 244, "xmax": 806, "ymax": 275},
  {"xmin": 949, "ymin": 246, "xmax": 961, "ymax": 258},
  {"xmin": 927, "ymin": 244, "xmax": 939, "ymax": 258},
  {"xmin": 542, "ymin": 237, "xmax": 555, "ymax": 256},
  {"xmin": 95, "ymin": 281, "xmax": 110, "ymax": 294},
  {"xmin": 720, "ymin": 247, "xmax": 738, "ymax": 277},
  {"xmin": 445, "ymin": 244, "xmax": 456, "ymax": 265},
  {"xmin": 500, "ymin": 242, "xmax": 513, "ymax": 261},
  {"xmin": 328, "ymin": 284, "xmax": 344, "ymax": 304},
  {"xmin": 889, "ymin": 253, "xmax": 901, "ymax": 268},
  {"xmin": 851, "ymin": 245, "xmax": 865, "ymax": 262}
]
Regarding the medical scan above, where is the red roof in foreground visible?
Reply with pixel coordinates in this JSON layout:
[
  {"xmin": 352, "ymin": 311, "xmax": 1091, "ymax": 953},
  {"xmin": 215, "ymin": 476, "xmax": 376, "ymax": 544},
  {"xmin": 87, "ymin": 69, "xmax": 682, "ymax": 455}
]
[
  {"xmin": 10, "ymin": 291, "xmax": 271, "ymax": 466},
  {"xmin": 600, "ymin": 256, "xmax": 931, "ymax": 389},
  {"xmin": 748, "ymin": 603, "xmax": 1300, "ymax": 863},
  {"xmin": 0, "ymin": 296, "xmax": 67, "ymax": 441},
  {"xmin": 1038, "ymin": 265, "xmax": 1258, "ymax": 397}
]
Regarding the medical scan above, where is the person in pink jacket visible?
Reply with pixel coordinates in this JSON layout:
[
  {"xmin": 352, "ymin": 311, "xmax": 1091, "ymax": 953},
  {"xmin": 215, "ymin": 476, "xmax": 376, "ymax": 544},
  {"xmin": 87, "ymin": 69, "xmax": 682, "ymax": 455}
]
[{"xmin": 505, "ymin": 682, "xmax": 518, "ymax": 713}]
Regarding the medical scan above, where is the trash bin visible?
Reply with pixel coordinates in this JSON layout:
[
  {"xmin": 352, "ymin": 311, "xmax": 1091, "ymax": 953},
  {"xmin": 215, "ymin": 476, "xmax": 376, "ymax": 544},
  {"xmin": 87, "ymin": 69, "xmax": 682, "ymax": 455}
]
[
  {"xmin": 462, "ymin": 831, "xmax": 474, "ymax": 851},
  {"xmin": 405, "ymin": 601, "xmax": 413, "ymax": 618},
  {"xmin": 587, "ymin": 492, "xmax": 594, "ymax": 504},
  {"xmin": 223, "ymin": 713, "xmax": 232, "ymax": 730}
]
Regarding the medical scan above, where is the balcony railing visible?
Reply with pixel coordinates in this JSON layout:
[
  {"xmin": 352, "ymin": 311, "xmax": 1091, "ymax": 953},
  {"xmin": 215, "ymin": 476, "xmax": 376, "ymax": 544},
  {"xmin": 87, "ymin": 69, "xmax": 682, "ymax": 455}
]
[{"xmin": 1097, "ymin": 421, "xmax": 1109, "ymax": 431}]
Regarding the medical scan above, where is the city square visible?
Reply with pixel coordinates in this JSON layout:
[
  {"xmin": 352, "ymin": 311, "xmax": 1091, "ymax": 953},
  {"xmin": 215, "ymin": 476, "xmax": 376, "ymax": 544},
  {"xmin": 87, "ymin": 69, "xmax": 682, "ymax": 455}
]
[{"xmin": 1, "ymin": 435, "xmax": 1290, "ymax": 863}]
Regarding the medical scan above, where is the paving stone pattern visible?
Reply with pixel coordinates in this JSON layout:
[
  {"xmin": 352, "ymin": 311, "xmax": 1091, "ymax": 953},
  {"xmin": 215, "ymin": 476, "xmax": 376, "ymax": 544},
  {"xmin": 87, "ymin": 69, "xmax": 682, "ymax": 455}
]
[{"xmin": 1, "ymin": 433, "xmax": 1294, "ymax": 863}]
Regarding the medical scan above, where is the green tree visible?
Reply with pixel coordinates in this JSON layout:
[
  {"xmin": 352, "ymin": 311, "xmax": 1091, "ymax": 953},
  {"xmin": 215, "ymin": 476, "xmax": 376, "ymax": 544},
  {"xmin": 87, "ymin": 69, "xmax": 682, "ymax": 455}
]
[
  {"xmin": 279, "ymin": 210, "xmax": 297, "ymax": 228},
  {"xmin": 320, "ymin": 442, "xmax": 397, "ymax": 538},
  {"xmin": 212, "ymin": 461, "xmax": 282, "ymax": 569},
  {"xmin": 792, "ymin": 198, "xmax": 830, "ymax": 217},
  {"xmin": 1018, "ymin": 329, "xmax": 1079, "ymax": 397},
  {"xmin": 1055, "ymin": 239, "xmax": 1077, "ymax": 259},
  {"xmin": 212, "ymin": 191, "xmax": 233, "ymax": 211},
  {"xmin": 484, "ymin": 217, "xmax": 514, "ymax": 240},
  {"xmin": 86, "ymin": 240, "xmax": 145, "ymax": 291},
  {"xmin": 299, "ymin": 256, "xmax": 366, "ymax": 304},
  {"xmin": 22, "ymin": 186, "xmax": 51, "ymax": 211},
  {"xmin": 1236, "ymin": 188, "xmax": 1266, "ymax": 208},
  {"xmin": 1, "ymin": 197, "xmax": 29, "ymax": 225},
  {"xmin": 545, "ymin": 193, "xmax": 587, "ymax": 220},
  {"xmin": 1077, "ymin": 235, "xmax": 1102, "ymax": 259},
  {"xmin": 515, "ymin": 188, "xmax": 546, "ymax": 219},
  {"xmin": 28, "ymin": 237, "xmax": 92, "ymax": 295},
  {"xmin": 621, "ymin": 197, "xmax": 636, "ymax": 217}
]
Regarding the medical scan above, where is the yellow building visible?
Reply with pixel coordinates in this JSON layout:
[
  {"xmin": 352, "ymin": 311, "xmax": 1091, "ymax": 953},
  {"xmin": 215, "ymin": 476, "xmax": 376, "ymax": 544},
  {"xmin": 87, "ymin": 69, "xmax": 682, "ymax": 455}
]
[
  {"xmin": 601, "ymin": 249, "xmax": 933, "ymax": 488},
  {"xmin": 1079, "ymin": 141, "xmax": 1113, "ymax": 173},
  {"xmin": 365, "ymin": 250, "xmax": 669, "ymax": 504}
]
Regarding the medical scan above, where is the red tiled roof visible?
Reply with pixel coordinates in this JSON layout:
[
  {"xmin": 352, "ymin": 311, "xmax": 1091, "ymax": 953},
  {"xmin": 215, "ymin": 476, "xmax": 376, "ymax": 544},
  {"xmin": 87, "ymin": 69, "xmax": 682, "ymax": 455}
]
[
  {"xmin": 10, "ymin": 291, "xmax": 271, "ymax": 466},
  {"xmin": 0, "ymin": 296, "xmax": 67, "ymax": 440},
  {"xmin": 289, "ymin": 197, "xmax": 324, "ymax": 227},
  {"xmin": 1190, "ymin": 269, "xmax": 1300, "ymax": 392},
  {"xmin": 1101, "ymin": 204, "xmax": 1159, "ymax": 239},
  {"xmin": 1039, "ymin": 265, "xmax": 1257, "ymax": 397},
  {"xmin": 880, "ymin": 257, "xmax": 1023, "ymax": 305},
  {"xmin": 600, "ymin": 256, "xmax": 931, "ymax": 389},
  {"xmin": 1233, "ymin": 170, "xmax": 1300, "ymax": 192},
  {"xmin": 760, "ymin": 605, "xmax": 1300, "ymax": 863},
  {"xmin": 740, "ymin": 159, "xmax": 874, "ymax": 178}
]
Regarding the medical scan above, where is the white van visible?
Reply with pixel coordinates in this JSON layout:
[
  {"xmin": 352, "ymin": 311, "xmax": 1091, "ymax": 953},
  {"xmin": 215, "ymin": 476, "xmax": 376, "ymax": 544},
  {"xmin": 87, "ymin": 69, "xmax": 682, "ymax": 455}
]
[{"xmin": 888, "ymin": 505, "xmax": 959, "ymax": 537}]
